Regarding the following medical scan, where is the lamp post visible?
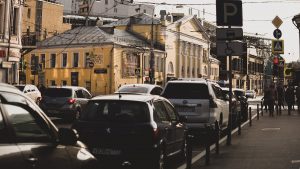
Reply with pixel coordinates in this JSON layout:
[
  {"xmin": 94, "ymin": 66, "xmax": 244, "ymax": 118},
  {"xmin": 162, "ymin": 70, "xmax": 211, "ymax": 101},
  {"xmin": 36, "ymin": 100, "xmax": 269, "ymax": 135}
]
[{"xmin": 292, "ymin": 13, "xmax": 300, "ymax": 62}]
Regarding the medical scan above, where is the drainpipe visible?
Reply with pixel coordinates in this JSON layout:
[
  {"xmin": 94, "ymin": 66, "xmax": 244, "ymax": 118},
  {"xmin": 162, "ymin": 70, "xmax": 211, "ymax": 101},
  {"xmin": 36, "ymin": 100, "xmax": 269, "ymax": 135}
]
[{"xmin": 109, "ymin": 44, "xmax": 114, "ymax": 94}]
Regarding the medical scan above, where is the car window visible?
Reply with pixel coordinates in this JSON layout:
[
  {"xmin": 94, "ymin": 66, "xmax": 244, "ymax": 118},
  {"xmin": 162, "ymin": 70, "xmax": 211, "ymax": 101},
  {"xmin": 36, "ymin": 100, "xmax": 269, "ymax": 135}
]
[
  {"xmin": 76, "ymin": 90, "xmax": 85, "ymax": 98},
  {"xmin": 4, "ymin": 103, "xmax": 52, "ymax": 142},
  {"xmin": 44, "ymin": 88, "xmax": 72, "ymax": 97},
  {"xmin": 153, "ymin": 101, "xmax": 169, "ymax": 123},
  {"xmin": 15, "ymin": 86, "xmax": 25, "ymax": 91},
  {"xmin": 150, "ymin": 87, "xmax": 163, "ymax": 95},
  {"xmin": 162, "ymin": 83, "xmax": 209, "ymax": 99},
  {"xmin": 212, "ymin": 85, "xmax": 224, "ymax": 100},
  {"xmin": 163, "ymin": 101, "xmax": 177, "ymax": 122},
  {"xmin": 82, "ymin": 90, "xmax": 92, "ymax": 99},
  {"xmin": 81, "ymin": 100, "xmax": 150, "ymax": 123},
  {"xmin": 1, "ymin": 92, "xmax": 27, "ymax": 105}
]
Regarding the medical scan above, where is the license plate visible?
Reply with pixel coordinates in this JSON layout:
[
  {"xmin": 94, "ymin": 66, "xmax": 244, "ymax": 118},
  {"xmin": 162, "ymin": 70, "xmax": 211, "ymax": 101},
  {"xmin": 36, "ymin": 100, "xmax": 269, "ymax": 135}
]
[{"xmin": 92, "ymin": 148, "xmax": 121, "ymax": 155}]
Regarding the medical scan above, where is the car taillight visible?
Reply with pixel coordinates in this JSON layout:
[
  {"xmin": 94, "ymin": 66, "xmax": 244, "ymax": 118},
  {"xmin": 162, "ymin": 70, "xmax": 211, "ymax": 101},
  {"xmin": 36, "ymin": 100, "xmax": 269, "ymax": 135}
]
[
  {"xmin": 209, "ymin": 96, "xmax": 218, "ymax": 108},
  {"xmin": 68, "ymin": 98, "xmax": 76, "ymax": 104},
  {"xmin": 153, "ymin": 128, "xmax": 160, "ymax": 140}
]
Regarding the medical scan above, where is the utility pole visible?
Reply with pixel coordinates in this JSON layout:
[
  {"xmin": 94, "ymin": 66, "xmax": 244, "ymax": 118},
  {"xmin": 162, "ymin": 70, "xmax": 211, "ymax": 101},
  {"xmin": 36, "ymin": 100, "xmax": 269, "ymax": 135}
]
[
  {"xmin": 6, "ymin": 0, "xmax": 13, "ymax": 84},
  {"xmin": 149, "ymin": 11, "xmax": 155, "ymax": 84}
]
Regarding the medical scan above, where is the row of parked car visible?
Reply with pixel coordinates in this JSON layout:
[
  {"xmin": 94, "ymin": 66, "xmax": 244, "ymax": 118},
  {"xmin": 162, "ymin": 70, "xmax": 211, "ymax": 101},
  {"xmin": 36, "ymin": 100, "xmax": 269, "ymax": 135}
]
[{"xmin": 2, "ymin": 78, "xmax": 249, "ymax": 169}]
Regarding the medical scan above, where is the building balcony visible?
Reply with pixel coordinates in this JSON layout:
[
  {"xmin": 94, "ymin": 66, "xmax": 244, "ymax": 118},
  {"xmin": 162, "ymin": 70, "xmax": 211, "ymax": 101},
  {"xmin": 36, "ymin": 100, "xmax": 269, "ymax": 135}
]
[{"xmin": 22, "ymin": 34, "xmax": 37, "ymax": 48}]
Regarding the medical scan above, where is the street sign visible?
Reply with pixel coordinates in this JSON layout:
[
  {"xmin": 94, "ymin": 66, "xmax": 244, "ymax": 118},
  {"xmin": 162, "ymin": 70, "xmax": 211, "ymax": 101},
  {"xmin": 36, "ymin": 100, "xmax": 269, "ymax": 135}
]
[
  {"xmin": 1, "ymin": 61, "xmax": 12, "ymax": 68},
  {"xmin": 272, "ymin": 16, "xmax": 283, "ymax": 28},
  {"xmin": 273, "ymin": 29, "xmax": 282, "ymax": 39},
  {"xmin": 217, "ymin": 42, "xmax": 245, "ymax": 56},
  {"xmin": 272, "ymin": 40, "xmax": 284, "ymax": 54},
  {"xmin": 216, "ymin": 28, "xmax": 243, "ymax": 40},
  {"xmin": 135, "ymin": 68, "xmax": 140, "ymax": 76},
  {"xmin": 216, "ymin": 0, "xmax": 243, "ymax": 26}
]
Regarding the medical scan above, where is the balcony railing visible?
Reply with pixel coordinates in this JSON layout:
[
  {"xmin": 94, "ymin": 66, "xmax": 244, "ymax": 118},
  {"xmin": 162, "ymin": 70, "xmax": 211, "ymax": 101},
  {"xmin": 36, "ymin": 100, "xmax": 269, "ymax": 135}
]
[{"xmin": 22, "ymin": 34, "xmax": 37, "ymax": 47}]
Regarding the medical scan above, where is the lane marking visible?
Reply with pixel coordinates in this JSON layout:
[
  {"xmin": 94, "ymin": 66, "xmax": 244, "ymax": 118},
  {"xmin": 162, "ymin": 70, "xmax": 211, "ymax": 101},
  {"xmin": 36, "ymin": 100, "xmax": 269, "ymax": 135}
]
[
  {"xmin": 261, "ymin": 128, "xmax": 280, "ymax": 131},
  {"xmin": 291, "ymin": 160, "xmax": 300, "ymax": 164},
  {"xmin": 177, "ymin": 113, "xmax": 259, "ymax": 169}
]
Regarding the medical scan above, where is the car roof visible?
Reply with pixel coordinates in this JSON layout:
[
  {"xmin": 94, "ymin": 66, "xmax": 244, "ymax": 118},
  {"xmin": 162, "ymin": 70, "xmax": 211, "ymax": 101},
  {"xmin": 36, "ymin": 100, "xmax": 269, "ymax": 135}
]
[
  {"xmin": 119, "ymin": 83, "xmax": 162, "ymax": 89},
  {"xmin": 47, "ymin": 86, "xmax": 87, "ymax": 90},
  {"xmin": 168, "ymin": 78, "xmax": 207, "ymax": 84},
  {"xmin": 92, "ymin": 94, "xmax": 163, "ymax": 102},
  {"xmin": 221, "ymin": 88, "xmax": 244, "ymax": 92},
  {"xmin": 0, "ymin": 83, "xmax": 27, "ymax": 94}
]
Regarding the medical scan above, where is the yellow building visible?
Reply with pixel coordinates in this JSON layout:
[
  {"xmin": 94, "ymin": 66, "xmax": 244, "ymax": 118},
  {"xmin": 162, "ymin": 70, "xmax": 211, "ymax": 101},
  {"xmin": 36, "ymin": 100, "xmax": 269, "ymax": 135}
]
[
  {"xmin": 24, "ymin": 26, "xmax": 165, "ymax": 95},
  {"xmin": 22, "ymin": 0, "xmax": 71, "ymax": 44}
]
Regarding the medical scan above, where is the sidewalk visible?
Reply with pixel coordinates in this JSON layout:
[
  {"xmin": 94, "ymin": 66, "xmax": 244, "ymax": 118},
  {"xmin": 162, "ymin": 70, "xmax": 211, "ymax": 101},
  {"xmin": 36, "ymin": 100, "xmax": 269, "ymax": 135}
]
[{"xmin": 191, "ymin": 110, "xmax": 300, "ymax": 169}]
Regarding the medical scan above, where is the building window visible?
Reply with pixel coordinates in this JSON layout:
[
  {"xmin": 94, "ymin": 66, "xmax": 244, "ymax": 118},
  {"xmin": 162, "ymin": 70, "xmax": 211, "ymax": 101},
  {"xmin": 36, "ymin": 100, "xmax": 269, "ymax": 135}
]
[
  {"xmin": 62, "ymin": 53, "xmax": 67, "ymax": 68},
  {"xmin": 12, "ymin": 7, "xmax": 19, "ymax": 35},
  {"xmin": 114, "ymin": 8, "xmax": 117, "ymax": 13},
  {"xmin": 85, "ymin": 52, "xmax": 90, "ymax": 68},
  {"xmin": 105, "ymin": 0, "xmax": 108, "ymax": 5},
  {"xmin": 27, "ymin": 8, "xmax": 31, "ymax": 18},
  {"xmin": 0, "ymin": 4, "xmax": 4, "ymax": 34},
  {"xmin": 50, "ymin": 54, "xmax": 56, "ymax": 68},
  {"xmin": 86, "ymin": 81, "xmax": 91, "ymax": 92},
  {"xmin": 61, "ymin": 80, "xmax": 67, "ymax": 86},
  {"xmin": 144, "ymin": 9, "xmax": 146, "ymax": 13},
  {"xmin": 50, "ymin": 80, "xmax": 56, "ymax": 86},
  {"xmin": 73, "ymin": 53, "xmax": 79, "ymax": 68},
  {"xmin": 41, "ymin": 54, "xmax": 45, "ymax": 69}
]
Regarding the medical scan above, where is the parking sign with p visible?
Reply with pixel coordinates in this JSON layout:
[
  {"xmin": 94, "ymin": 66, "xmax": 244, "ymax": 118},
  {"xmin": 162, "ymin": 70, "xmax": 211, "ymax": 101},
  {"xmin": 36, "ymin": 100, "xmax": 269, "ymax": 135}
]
[{"xmin": 216, "ymin": 0, "xmax": 243, "ymax": 26}]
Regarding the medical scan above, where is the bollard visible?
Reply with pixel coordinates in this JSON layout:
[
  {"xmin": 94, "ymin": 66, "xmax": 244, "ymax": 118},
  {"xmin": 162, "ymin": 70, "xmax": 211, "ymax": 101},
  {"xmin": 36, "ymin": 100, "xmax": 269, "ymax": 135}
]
[
  {"xmin": 249, "ymin": 107, "xmax": 252, "ymax": 126},
  {"xmin": 261, "ymin": 101, "xmax": 263, "ymax": 116},
  {"xmin": 186, "ymin": 134, "xmax": 193, "ymax": 169},
  {"xmin": 215, "ymin": 121, "xmax": 220, "ymax": 154},
  {"xmin": 276, "ymin": 104, "xmax": 279, "ymax": 116},
  {"xmin": 279, "ymin": 104, "xmax": 282, "ymax": 115},
  {"xmin": 238, "ymin": 111, "xmax": 241, "ymax": 135},
  {"xmin": 205, "ymin": 126, "xmax": 210, "ymax": 166},
  {"xmin": 257, "ymin": 104, "xmax": 259, "ymax": 120}
]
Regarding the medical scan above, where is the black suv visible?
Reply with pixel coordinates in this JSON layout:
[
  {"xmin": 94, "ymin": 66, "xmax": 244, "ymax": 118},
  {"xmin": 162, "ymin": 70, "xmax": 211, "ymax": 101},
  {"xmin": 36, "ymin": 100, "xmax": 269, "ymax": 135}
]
[
  {"xmin": 40, "ymin": 86, "xmax": 92, "ymax": 121},
  {"xmin": 73, "ymin": 94, "xmax": 187, "ymax": 169},
  {"xmin": 0, "ymin": 83, "xmax": 97, "ymax": 169}
]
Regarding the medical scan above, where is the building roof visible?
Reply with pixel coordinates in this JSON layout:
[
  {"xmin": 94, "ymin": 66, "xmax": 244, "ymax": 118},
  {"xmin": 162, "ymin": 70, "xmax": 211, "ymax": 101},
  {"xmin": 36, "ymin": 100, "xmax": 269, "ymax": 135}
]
[
  {"xmin": 106, "ymin": 13, "xmax": 161, "ymax": 27},
  {"xmin": 38, "ymin": 26, "xmax": 146, "ymax": 48}
]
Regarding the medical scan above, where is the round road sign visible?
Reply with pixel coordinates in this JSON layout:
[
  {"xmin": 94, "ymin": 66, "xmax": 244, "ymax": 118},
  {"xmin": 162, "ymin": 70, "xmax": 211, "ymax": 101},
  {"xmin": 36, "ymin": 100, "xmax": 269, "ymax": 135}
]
[{"xmin": 273, "ymin": 29, "xmax": 282, "ymax": 39}]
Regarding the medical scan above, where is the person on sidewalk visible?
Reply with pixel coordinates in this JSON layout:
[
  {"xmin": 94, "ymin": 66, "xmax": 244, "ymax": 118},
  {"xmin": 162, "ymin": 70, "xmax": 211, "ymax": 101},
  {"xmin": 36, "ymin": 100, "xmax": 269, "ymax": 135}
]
[
  {"xmin": 277, "ymin": 84, "xmax": 285, "ymax": 115},
  {"xmin": 266, "ymin": 83, "xmax": 277, "ymax": 117},
  {"xmin": 285, "ymin": 84, "xmax": 295, "ymax": 115},
  {"xmin": 295, "ymin": 83, "xmax": 300, "ymax": 114}
]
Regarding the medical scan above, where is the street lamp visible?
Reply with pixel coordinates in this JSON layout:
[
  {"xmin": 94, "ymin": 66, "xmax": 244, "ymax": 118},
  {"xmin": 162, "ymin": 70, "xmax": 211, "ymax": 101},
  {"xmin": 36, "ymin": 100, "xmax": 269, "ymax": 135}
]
[{"xmin": 292, "ymin": 13, "xmax": 300, "ymax": 62}]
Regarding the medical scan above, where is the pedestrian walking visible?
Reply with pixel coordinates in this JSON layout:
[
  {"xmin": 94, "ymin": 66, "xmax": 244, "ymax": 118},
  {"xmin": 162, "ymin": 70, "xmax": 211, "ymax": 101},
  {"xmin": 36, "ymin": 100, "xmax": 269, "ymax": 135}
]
[
  {"xmin": 265, "ymin": 84, "xmax": 277, "ymax": 117},
  {"xmin": 262, "ymin": 86, "xmax": 269, "ymax": 111},
  {"xmin": 285, "ymin": 84, "xmax": 295, "ymax": 115},
  {"xmin": 277, "ymin": 84, "xmax": 285, "ymax": 115}
]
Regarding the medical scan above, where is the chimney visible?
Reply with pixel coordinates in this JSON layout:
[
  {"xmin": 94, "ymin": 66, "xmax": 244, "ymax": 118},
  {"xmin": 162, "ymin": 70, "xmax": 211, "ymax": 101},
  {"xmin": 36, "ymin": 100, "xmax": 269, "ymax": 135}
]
[
  {"xmin": 171, "ymin": 13, "xmax": 185, "ymax": 22},
  {"xmin": 160, "ymin": 10, "xmax": 167, "ymax": 21}
]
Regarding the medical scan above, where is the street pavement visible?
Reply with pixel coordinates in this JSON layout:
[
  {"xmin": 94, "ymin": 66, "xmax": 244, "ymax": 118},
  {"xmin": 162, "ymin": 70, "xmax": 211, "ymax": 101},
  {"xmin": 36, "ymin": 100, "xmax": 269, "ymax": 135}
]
[{"xmin": 189, "ymin": 109, "xmax": 300, "ymax": 169}]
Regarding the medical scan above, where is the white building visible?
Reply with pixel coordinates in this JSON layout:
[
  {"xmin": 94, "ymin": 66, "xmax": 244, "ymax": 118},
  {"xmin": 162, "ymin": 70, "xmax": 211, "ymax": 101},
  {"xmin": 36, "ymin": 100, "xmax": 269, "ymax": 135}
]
[
  {"xmin": 79, "ymin": 0, "xmax": 154, "ymax": 18},
  {"xmin": 56, "ymin": 0, "xmax": 80, "ymax": 14},
  {"xmin": 0, "ymin": 0, "xmax": 23, "ymax": 83}
]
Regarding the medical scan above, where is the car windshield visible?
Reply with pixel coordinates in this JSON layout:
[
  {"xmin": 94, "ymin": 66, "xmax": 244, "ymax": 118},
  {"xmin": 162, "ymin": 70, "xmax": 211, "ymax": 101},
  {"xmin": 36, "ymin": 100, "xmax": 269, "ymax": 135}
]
[
  {"xmin": 80, "ymin": 100, "xmax": 150, "ymax": 123},
  {"xmin": 44, "ymin": 88, "xmax": 72, "ymax": 97},
  {"xmin": 162, "ymin": 83, "xmax": 209, "ymax": 99},
  {"xmin": 15, "ymin": 86, "xmax": 25, "ymax": 91},
  {"xmin": 118, "ymin": 86, "xmax": 149, "ymax": 93}
]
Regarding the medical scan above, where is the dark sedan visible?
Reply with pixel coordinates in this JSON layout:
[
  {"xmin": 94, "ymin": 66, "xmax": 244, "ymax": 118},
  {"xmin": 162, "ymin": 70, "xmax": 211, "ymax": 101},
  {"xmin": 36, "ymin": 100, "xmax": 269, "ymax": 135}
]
[
  {"xmin": 0, "ymin": 83, "xmax": 97, "ymax": 169},
  {"xmin": 73, "ymin": 94, "xmax": 187, "ymax": 169}
]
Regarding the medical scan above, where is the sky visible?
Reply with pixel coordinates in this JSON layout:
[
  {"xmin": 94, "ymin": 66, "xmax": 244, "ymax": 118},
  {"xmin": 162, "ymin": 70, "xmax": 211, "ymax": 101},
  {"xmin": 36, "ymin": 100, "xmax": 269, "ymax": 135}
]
[{"xmin": 135, "ymin": 0, "xmax": 300, "ymax": 63}]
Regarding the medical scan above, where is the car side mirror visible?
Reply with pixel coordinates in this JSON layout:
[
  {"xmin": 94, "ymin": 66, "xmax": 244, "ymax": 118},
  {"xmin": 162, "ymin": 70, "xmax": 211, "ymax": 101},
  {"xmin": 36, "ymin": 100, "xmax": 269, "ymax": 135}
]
[{"xmin": 58, "ymin": 128, "xmax": 79, "ymax": 145}]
